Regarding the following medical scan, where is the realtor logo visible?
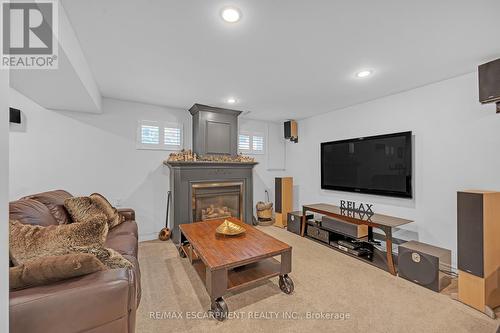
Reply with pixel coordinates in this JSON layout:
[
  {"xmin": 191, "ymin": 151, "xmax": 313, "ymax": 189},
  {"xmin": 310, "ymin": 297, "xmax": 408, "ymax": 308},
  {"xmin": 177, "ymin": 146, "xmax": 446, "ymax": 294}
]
[{"xmin": 1, "ymin": 0, "xmax": 58, "ymax": 69}]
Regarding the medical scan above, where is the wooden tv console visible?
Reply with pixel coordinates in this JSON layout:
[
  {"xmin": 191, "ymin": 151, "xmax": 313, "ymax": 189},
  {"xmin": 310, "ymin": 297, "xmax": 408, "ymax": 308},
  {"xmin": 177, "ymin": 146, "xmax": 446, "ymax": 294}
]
[{"xmin": 301, "ymin": 203, "xmax": 413, "ymax": 275}]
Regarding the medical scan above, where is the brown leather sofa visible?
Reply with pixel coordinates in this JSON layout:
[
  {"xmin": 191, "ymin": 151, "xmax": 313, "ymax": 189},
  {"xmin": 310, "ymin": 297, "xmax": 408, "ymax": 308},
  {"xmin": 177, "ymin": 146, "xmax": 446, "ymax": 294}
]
[{"xmin": 9, "ymin": 190, "xmax": 141, "ymax": 333}]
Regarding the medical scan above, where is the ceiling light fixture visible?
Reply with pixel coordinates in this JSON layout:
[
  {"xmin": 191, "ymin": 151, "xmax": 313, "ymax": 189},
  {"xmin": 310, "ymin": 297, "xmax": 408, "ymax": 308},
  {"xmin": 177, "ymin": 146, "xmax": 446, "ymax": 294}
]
[
  {"xmin": 356, "ymin": 70, "xmax": 373, "ymax": 78},
  {"xmin": 226, "ymin": 97, "xmax": 237, "ymax": 104},
  {"xmin": 221, "ymin": 7, "xmax": 241, "ymax": 23}
]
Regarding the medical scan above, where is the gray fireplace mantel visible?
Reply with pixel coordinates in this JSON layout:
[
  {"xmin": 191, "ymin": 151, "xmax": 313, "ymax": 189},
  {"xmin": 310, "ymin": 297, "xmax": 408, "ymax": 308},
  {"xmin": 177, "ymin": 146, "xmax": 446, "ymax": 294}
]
[{"xmin": 165, "ymin": 160, "xmax": 257, "ymax": 244}]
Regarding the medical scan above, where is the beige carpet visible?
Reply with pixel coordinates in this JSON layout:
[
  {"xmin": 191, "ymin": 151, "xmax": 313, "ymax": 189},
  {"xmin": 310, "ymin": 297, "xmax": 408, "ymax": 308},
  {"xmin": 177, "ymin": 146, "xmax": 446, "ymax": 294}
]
[{"xmin": 137, "ymin": 226, "xmax": 499, "ymax": 333}]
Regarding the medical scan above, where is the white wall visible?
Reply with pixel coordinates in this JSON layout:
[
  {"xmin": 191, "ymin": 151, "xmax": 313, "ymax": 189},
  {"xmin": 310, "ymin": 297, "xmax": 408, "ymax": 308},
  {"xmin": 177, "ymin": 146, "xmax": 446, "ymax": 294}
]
[
  {"xmin": 239, "ymin": 119, "xmax": 288, "ymax": 209},
  {"xmin": 9, "ymin": 92, "xmax": 283, "ymax": 240},
  {"xmin": 9, "ymin": 92, "xmax": 191, "ymax": 240},
  {"xmin": 286, "ymin": 72, "xmax": 500, "ymax": 266},
  {"xmin": 0, "ymin": 66, "xmax": 9, "ymax": 333}
]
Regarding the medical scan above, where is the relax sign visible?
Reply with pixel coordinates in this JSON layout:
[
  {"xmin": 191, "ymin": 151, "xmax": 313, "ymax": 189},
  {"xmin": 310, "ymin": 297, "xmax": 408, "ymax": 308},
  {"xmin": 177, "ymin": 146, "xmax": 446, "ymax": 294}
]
[{"xmin": 340, "ymin": 200, "xmax": 374, "ymax": 214}]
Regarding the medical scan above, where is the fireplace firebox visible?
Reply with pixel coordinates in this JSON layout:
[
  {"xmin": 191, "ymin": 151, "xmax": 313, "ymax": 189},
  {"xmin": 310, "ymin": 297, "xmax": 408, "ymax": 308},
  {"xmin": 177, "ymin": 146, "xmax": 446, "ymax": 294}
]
[{"xmin": 192, "ymin": 182, "xmax": 243, "ymax": 221}]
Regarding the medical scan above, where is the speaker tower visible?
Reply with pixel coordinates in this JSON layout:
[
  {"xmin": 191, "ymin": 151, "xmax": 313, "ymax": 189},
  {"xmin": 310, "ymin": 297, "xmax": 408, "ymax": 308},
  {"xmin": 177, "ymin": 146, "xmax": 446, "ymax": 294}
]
[
  {"xmin": 274, "ymin": 177, "xmax": 293, "ymax": 228},
  {"xmin": 457, "ymin": 190, "xmax": 500, "ymax": 318}
]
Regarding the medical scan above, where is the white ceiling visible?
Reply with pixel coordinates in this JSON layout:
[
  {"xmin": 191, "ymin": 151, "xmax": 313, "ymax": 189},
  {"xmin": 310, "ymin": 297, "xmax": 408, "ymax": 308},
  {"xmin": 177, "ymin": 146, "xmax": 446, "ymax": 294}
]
[
  {"xmin": 61, "ymin": 0, "xmax": 500, "ymax": 121},
  {"xmin": 10, "ymin": 3, "xmax": 102, "ymax": 113}
]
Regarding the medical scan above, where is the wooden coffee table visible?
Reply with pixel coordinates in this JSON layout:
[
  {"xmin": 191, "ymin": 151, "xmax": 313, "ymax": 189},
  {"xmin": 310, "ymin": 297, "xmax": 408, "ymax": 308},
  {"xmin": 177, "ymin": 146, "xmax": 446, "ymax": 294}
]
[{"xmin": 178, "ymin": 217, "xmax": 294, "ymax": 321}]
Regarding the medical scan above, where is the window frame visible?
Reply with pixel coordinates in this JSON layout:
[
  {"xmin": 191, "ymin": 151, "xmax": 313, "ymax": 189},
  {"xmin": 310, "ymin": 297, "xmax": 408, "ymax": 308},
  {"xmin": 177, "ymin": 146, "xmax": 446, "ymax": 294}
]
[
  {"xmin": 136, "ymin": 120, "xmax": 183, "ymax": 151},
  {"xmin": 238, "ymin": 131, "xmax": 266, "ymax": 155}
]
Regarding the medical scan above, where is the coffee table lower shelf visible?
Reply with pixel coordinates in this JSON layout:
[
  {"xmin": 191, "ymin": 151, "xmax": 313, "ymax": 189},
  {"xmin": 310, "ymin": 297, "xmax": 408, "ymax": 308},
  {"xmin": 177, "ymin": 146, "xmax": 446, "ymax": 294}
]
[
  {"xmin": 192, "ymin": 258, "xmax": 282, "ymax": 292},
  {"xmin": 178, "ymin": 244, "xmax": 294, "ymax": 321}
]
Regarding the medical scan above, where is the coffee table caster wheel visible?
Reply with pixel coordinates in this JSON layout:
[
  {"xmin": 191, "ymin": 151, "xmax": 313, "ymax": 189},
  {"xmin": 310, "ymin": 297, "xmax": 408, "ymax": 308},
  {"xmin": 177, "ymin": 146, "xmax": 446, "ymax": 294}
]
[
  {"xmin": 279, "ymin": 274, "xmax": 294, "ymax": 294},
  {"xmin": 178, "ymin": 246, "xmax": 186, "ymax": 258},
  {"xmin": 210, "ymin": 297, "xmax": 228, "ymax": 321}
]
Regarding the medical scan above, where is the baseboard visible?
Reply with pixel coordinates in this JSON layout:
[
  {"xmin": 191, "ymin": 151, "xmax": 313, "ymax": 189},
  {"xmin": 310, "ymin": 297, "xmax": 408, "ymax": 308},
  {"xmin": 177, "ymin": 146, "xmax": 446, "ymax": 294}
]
[{"xmin": 139, "ymin": 232, "xmax": 158, "ymax": 242}]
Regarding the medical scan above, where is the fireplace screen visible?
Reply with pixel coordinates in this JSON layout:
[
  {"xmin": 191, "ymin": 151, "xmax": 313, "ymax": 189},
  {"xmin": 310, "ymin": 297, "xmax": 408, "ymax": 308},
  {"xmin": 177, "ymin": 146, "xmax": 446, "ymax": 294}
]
[{"xmin": 192, "ymin": 182, "xmax": 243, "ymax": 221}]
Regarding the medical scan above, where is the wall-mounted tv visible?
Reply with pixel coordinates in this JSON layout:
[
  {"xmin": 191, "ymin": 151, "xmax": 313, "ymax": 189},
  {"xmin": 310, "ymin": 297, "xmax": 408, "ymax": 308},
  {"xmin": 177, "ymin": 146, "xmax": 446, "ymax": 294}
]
[{"xmin": 321, "ymin": 131, "xmax": 412, "ymax": 198}]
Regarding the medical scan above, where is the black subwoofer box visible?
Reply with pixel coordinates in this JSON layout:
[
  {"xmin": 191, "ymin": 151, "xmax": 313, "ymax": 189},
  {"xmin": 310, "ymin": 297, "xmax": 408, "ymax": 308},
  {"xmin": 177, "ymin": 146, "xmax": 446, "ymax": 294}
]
[
  {"xmin": 398, "ymin": 241, "xmax": 451, "ymax": 292},
  {"xmin": 287, "ymin": 211, "xmax": 313, "ymax": 235}
]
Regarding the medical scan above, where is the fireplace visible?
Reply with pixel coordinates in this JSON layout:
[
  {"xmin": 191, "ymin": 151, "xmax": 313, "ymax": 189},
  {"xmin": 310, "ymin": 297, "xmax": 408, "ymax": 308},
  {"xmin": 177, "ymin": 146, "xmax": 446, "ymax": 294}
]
[
  {"xmin": 165, "ymin": 104, "xmax": 257, "ymax": 244},
  {"xmin": 192, "ymin": 182, "xmax": 244, "ymax": 221}
]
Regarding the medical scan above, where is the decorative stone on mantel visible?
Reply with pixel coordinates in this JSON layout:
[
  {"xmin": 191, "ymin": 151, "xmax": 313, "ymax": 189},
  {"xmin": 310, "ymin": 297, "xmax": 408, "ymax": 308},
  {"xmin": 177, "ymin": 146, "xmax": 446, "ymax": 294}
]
[{"xmin": 166, "ymin": 149, "xmax": 255, "ymax": 164}]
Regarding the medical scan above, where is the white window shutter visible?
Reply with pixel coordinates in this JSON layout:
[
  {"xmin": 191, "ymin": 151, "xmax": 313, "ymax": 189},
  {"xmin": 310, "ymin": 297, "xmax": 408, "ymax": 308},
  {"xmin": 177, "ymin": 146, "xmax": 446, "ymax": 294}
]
[
  {"xmin": 137, "ymin": 120, "xmax": 183, "ymax": 150},
  {"xmin": 140, "ymin": 124, "xmax": 160, "ymax": 145},
  {"xmin": 164, "ymin": 126, "xmax": 181, "ymax": 147},
  {"xmin": 238, "ymin": 134, "xmax": 251, "ymax": 151},
  {"xmin": 238, "ymin": 131, "xmax": 265, "ymax": 154},
  {"xmin": 252, "ymin": 135, "xmax": 264, "ymax": 152}
]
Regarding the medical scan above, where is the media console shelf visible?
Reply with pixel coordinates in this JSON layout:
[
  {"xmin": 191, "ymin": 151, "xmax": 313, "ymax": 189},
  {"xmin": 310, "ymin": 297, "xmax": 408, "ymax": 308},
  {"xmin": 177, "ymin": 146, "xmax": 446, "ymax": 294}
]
[{"xmin": 301, "ymin": 203, "xmax": 413, "ymax": 275}]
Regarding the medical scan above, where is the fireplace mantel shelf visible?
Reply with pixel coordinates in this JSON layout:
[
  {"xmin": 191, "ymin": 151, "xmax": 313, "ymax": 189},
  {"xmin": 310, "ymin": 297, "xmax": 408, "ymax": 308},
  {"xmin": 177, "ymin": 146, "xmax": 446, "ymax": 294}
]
[{"xmin": 164, "ymin": 161, "xmax": 258, "ymax": 168}]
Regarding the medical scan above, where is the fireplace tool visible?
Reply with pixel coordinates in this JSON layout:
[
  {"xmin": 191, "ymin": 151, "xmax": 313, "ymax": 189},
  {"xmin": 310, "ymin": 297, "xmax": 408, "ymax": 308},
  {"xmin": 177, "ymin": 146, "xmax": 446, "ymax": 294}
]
[{"xmin": 159, "ymin": 190, "xmax": 172, "ymax": 241}]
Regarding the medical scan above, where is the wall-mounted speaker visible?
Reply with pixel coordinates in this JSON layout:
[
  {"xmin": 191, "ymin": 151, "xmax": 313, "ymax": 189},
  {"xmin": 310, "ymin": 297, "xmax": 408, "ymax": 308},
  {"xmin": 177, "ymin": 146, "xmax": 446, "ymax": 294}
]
[
  {"xmin": 479, "ymin": 58, "xmax": 500, "ymax": 104},
  {"xmin": 9, "ymin": 108, "xmax": 21, "ymax": 124},
  {"xmin": 284, "ymin": 120, "xmax": 298, "ymax": 143},
  {"xmin": 398, "ymin": 241, "xmax": 451, "ymax": 292},
  {"xmin": 457, "ymin": 190, "xmax": 500, "ymax": 318},
  {"xmin": 478, "ymin": 58, "xmax": 500, "ymax": 113},
  {"xmin": 274, "ymin": 177, "xmax": 293, "ymax": 228}
]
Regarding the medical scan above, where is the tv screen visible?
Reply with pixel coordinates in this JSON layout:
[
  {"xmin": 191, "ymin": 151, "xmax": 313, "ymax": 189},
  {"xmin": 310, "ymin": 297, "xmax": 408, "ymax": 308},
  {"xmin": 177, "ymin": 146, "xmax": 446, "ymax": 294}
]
[{"xmin": 321, "ymin": 131, "xmax": 412, "ymax": 198}]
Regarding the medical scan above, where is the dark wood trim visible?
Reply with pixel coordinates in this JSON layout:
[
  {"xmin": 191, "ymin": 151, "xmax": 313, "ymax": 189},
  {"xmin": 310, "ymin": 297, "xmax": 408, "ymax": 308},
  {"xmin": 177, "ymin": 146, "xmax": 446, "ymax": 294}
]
[{"xmin": 382, "ymin": 226, "xmax": 396, "ymax": 275}]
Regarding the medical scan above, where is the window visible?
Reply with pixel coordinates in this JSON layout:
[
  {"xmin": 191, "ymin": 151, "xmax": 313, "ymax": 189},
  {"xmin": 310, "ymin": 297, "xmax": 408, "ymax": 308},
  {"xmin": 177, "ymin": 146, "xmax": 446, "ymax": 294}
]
[
  {"xmin": 140, "ymin": 125, "xmax": 159, "ymax": 145},
  {"xmin": 252, "ymin": 135, "xmax": 264, "ymax": 152},
  {"xmin": 164, "ymin": 126, "xmax": 181, "ymax": 146},
  {"xmin": 137, "ymin": 120, "xmax": 183, "ymax": 150},
  {"xmin": 238, "ymin": 134, "xmax": 250, "ymax": 151},
  {"xmin": 238, "ymin": 132, "xmax": 265, "ymax": 154}
]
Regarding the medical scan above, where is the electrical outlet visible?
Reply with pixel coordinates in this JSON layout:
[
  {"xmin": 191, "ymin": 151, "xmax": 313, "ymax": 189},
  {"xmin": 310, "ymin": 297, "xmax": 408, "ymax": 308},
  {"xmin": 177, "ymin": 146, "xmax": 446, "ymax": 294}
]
[{"xmin": 115, "ymin": 199, "xmax": 122, "ymax": 208}]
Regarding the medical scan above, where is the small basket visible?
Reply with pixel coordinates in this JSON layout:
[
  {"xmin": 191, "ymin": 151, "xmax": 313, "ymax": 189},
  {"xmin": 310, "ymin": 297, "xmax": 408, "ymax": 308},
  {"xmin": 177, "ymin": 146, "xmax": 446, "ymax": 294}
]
[{"xmin": 256, "ymin": 201, "xmax": 273, "ymax": 220}]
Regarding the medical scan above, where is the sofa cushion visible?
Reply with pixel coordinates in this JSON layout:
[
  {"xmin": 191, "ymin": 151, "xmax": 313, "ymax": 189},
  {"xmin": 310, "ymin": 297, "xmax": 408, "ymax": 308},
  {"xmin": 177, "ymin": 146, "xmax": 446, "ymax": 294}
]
[
  {"xmin": 22, "ymin": 190, "xmax": 73, "ymax": 225},
  {"xmin": 104, "ymin": 234, "xmax": 138, "ymax": 258},
  {"xmin": 10, "ymin": 253, "xmax": 106, "ymax": 290},
  {"xmin": 9, "ymin": 268, "xmax": 137, "ymax": 333},
  {"xmin": 90, "ymin": 193, "xmax": 123, "ymax": 228},
  {"xmin": 9, "ymin": 216, "xmax": 108, "ymax": 265},
  {"xmin": 107, "ymin": 221, "xmax": 138, "ymax": 238},
  {"xmin": 9, "ymin": 199, "xmax": 58, "ymax": 227}
]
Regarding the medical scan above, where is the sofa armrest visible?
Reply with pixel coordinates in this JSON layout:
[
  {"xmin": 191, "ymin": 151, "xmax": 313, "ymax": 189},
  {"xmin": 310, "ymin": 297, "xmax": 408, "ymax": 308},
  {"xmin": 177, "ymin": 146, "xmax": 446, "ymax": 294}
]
[
  {"xmin": 118, "ymin": 208, "xmax": 135, "ymax": 222},
  {"xmin": 10, "ymin": 268, "xmax": 137, "ymax": 333}
]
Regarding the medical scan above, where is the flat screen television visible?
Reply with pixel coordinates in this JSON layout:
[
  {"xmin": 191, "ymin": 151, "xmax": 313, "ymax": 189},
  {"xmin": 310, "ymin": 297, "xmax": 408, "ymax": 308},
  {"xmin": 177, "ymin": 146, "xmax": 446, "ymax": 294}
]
[{"xmin": 321, "ymin": 131, "xmax": 412, "ymax": 198}]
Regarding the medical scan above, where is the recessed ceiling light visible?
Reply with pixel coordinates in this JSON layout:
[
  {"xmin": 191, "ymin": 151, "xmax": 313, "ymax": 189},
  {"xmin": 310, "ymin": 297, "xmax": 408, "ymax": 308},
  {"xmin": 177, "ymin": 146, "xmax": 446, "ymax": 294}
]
[
  {"xmin": 356, "ymin": 70, "xmax": 373, "ymax": 78},
  {"xmin": 221, "ymin": 7, "xmax": 241, "ymax": 23},
  {"xmin": 226, "ymin": 97, "xmax": 237, "ymax": 104}
]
